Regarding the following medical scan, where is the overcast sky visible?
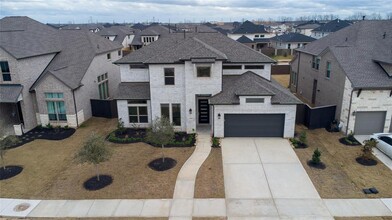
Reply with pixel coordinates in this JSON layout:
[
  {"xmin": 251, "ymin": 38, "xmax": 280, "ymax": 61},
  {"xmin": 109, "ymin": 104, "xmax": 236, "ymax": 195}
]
[{"xmin": 1, "ymin": 0, "xmax": 391, "ymax": 24}]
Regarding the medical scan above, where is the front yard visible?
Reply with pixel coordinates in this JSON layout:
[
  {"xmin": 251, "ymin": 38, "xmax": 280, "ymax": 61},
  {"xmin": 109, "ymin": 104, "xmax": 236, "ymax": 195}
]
[
  {"xmin": 294, "ymin": 125, "xmax": 392, "ymax": 198},
  {"xmin": 0, "ymin": 117, "xmax": 194, "ymax": 199}
]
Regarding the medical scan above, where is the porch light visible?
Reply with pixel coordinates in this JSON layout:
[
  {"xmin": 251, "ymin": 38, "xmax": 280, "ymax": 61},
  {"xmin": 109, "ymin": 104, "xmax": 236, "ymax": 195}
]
[
  {"xmin": 189, "ymin": 108, "xmax": 192, "ymax": 114},
  {"xmin": 218, "ymin": 113, "xmax": 221, "ymax": 119}
]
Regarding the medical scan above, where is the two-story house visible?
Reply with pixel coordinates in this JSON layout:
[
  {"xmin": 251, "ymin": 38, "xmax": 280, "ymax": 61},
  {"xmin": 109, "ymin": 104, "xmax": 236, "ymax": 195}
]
[
  {"xmin": 311, "ymin": 19, "xmax": 351, "ymax": 39},
  {"xmin": 130, "ymin": 25, "xmax": 170, "ymax": 51},
  {"xmin": 290, "ymin": 20, "xmax": 392, "ymax": 135},
  {"xmin": 98, "ymin": 26, "xmax": 135, "ymax": 49},
  {"xmin": 270, "ymin": 33, "xmax": 315, "ymax": 55},
  {"xmin": 0, "ymin": 16, "xmax": 121, "ymax": 135},
  {"xmin": 294, "ymin": 20, "xmax": 321, "ymax": 36},
  {"xmin": 114, "ymin": 31, "xmax": 301, "ymax": 138}
]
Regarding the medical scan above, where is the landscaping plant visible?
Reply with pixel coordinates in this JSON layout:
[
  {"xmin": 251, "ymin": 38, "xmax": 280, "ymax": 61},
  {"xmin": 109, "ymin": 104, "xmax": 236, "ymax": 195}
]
[
  {"xmin": 116, "ymin": 118, "xmax": 126, "ymax": 135},
  {"xmin": 0, "ymin": 119, "xmax": 20, "ymax": 170},
  {"xmin": 74, "ymin": 133, "xmax": 112, "ymax": 181},
  {"xmin": 299, "ymin": 131, "xmax": 307, "ymax": 146},
  {"xmin": 311, "ymin": 148, "xmax": 321, "ymax": 164},
  {"xmin": 145, "ymin": 116, "xmax": 175, "ymax": 162},
  {"xmin": 211, "ymin": 137, "xmax": 221, "ymax": 148},
  {"xmin": 361, "ymin": 139, "xmax": 378, "ymax": 160}
]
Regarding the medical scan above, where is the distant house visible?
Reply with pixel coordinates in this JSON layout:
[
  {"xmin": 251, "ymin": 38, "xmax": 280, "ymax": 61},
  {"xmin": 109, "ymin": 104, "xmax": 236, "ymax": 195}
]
[
  {"xmin": 0, "ymin": 16, "xmax": 122, "ymax": 135},
  {"xmin": 311, "ymin": 19, "xmax": 351, "ymax": 39},
  {"xmin": 59, "ymin": 23, "xmax": 104, "ymax": 33},
  {"xmin": 290, "ymin": 20, "xmax": 392, "ymax": 135},
  {"xmin": 130, "ymin": 25, "xmax": 170, "ymax": 51},
  {"xmin": 98, "ymin": 26, "xmax": 136, "ymax": 49},
  {"xmin": 228, "ymin": 20, "xmax": 275, "ymax": 41},
  {"xmin": 270, "ymin": 33, "xmax": 315, "ymax": 55},
  {"xmin": 294, "ymin": 21, "xmax": 321, "ymax": 36}
]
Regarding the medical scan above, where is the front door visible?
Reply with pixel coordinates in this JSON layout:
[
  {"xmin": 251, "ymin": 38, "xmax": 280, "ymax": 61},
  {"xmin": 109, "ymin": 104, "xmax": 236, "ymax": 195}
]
[
  {"xmin": 198, "ymin": 99, "xmax": 210, "ymax": 124},
  {"xmin": 312, "ymin": 79, "xmax": 318, "ymax": 104}
]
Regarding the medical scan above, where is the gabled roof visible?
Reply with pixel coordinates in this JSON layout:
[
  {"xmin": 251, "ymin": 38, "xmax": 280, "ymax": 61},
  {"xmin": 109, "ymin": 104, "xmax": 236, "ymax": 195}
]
[
  {"xmin": 297, "ymin": 20, "xmax": 392, "ymax": 89},
  {"xmin": 31, "ymin": 29, "xmax": 122, "ymax": 90},
  {"xmin": 232, "ymin": 20, "xmax": 268, "ymax": 34},
  {"xmin": 312, "ymin": 19, "xmax": 351, "ymax": 33},
  {"xmin": 139, "ymin": 25, "xmax": 169, "ymax": 36},
  {"xmin": 117, "ymin": 32, "xmax": 275, "ymax": 64},
  {"xmin": 132, "ymin": 23, "xmax": 147, "ymax": 30},
  {"xmin": 59, "ymin": 23, "xmax": 104, "ymax": 31},
  {"xmin": 295, "ymin": 20, "xmax": 321, "ymax": 30},
  {"xmin": 270, "ymin": 33, "xmax": 316, "ymax": 43},
  {"xmin": 0, "ymin": 84, "xmax": 23, "ymax": 103},
  {"xmin": 209, "ymin": 72, "xmax": 301, "ymax": 105},
  {"xmin": 237, "ymin": 35, "xmax": 254, "ymax": 43},
  {"xmin": 0, "ymin": 16, "xmax": 61, "ymax": 59},
  {"xmin": 98, "ymin": 26, "xmax": 135, "ymax": 44}
]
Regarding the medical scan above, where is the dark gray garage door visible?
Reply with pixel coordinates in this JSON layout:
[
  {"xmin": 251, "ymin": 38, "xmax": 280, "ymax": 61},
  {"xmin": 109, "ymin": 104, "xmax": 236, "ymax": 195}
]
[
  {"xmin": 354, "ymin": 111, "xmax": 386, "ymax": 135},
  {"xmin": 224, "ymin": 114, "xmax": 285, "ymax": 137}
]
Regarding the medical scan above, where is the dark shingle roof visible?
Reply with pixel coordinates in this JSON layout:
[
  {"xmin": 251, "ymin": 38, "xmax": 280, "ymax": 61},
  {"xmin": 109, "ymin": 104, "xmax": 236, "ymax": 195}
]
[
  {"xmin": 237, "ymin": 35, "xmax": 254, "ymax": 43},
  {"xmin": 0, "ymin": 84, "xmax": 23, "ymax": 103},
  {"xmin": 115, "ymin": 82, "xmax": 150, "ymax": 100},
  {"xmin": 295, "ymin": 21, "xmax": 321, "ymax": 30},
  {"xmin": 117, "ymin": 32, "xmax": 275, "ymax": 64},
  {"xmin": 60, "ymin": 23, "xmax": 104, "ymax": 31},
  {"xmin": 0, "ymin": 16, "xmax": 61, "ymax": 59},
  {"xmin": 270, "ymin": 33, "xmax": 316, "ymax": 43},
  {"xmin": 209, "ymin": 72, "xmax": 302, "ymax": 105},
  {"xmin": 139, "ymin": 25, "xmax": 169, "ymax": 36},
  {"xmin": 312, "ymin": 19, "xmax": 351, "ymax": 33},
  {"xmin": 98, "ymin": 26, "xmax": 134, "ymax": 44},
  {"xmin": 232, "ymin": 21, "xmax": 268, "ymax": 34},
  {"xmin": 297, "ymin": 20, "xmax": 392, "ymax": 89}
]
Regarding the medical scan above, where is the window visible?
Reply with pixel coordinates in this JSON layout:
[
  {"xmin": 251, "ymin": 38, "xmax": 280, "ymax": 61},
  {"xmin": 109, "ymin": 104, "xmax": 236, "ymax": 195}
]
[
  {"xmin": 161, "ymin": 104, "xmax": 170, "ymax": 119},
  {"xmin": 172, "ymin": 104, "xmax": 181, "ymax": 126},
  {"xmin": 128, "ymin": 100, "xmax": 147, "ymax": 104},
  {"xmin": 130, "ymin": 64, "xmax": 148, "ymax": 69},
  {"xmin": 107, "ymin": 53, "xmax": 111, "ymax": 60},
  {"xmin": 128, "ymin": 106, "xmax": 148, "ymax": 123},
  {"xmin": 0, "ymin": 61, "xmax": 11, "ymax": 81},
  {"xmin": 164, "ymin": 68, "xmax": 175, "ymax": 85},
  {"xmin": 291, "ymin": 71, "xmax": 297, "ymax": 86},
  {"xmin": 288, "ymin": 44, "xmax": 291, "ymax": 49},
  {"xmin": 312, "ymin": 56, "xmax": 320, "ymax": 70},
  {"xmin": 297, "ymin": 43, "xmax": 301, "ymax": 48},
  {"xmin": 45, "ymin": 93, "xmax": 66, "ymax": 121},
  {"xmin": 244, "ymin": 65, "xmax": 264, "ymax": 70},
  {"xmin": 197, "ymin": 66, "xmax": 211, "ymax": 77},
  {"xmin": 255, "ymin": 35, "xmax": 259, "ymax": 38},
  {"xmin": 222, "ymin": 65, "xmax": 242, "ymax": 70},
  {"xmin": 98, "ymin": 73, "xmax": 109, "ymax": 99},
  {"xmin": 118, "ymin": 50, "xmax": 122, "ymax": 56},
  {"xmin": 246, "ymin": 98, "xmax": 265, "ymax": 103},
  {"xmin": 326, "ymin": 61, "xmax": 331, "ymax": 78}
]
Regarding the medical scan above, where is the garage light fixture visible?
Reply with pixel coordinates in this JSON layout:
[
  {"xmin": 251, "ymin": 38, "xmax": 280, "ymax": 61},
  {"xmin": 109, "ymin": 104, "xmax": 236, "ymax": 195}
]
[
  {"xmin": 218, "ymin": 113, "xmax": 221, "ymax": 119},
  {"xmin": 189, "ymin": 108, "xmax": 192, "ymax": 114}
]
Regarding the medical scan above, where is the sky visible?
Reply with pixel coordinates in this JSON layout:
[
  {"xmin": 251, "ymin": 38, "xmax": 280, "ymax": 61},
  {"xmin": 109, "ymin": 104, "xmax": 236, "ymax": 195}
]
[{"xmin": 1, "ymin": 0, "xmax": 391, "ymax": 24}]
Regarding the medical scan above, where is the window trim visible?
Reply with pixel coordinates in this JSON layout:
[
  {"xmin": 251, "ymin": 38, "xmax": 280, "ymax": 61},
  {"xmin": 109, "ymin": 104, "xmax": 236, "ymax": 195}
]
[
  {"xmin": 326, "ymin": 61, "xmax": 331, "ymax": 78},
  {"xmin": 196, "ymin": 66, "xmax": 211, "ymax": 77},
  {"xmin": 245, "ymin": 98, "xmax": 265, "ymax": 103},
  {"xmin": 0, "ymin": 61, "xmax": 11, "ymax": 81},
  {"xmin": 128, "ymin": 101, "xmax": 148, "ymax": 124},
  {"xmin": 164, "ymin": 68, "xmax": 175, "ymax": 85}
]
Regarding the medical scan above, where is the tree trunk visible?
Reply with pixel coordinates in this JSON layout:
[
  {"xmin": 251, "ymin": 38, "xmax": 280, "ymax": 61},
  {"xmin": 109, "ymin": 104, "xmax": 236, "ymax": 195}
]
[
  {"xmin": 161, "ymin": 144, "xmax": 165, "ymax": 163},
  {"xmin": 95, "ymin": 164, "xmax": 100, "ymax": 181}
]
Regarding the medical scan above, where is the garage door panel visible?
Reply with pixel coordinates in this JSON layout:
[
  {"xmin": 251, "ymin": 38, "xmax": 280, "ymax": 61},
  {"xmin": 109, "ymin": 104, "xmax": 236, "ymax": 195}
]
[
  {"xmin": 354, "ymin": 111, "xmax": 386, "ymax": 135},
  {"xmin": 224, "ymin": 114, "xmax": 285, "ymax": 137}
]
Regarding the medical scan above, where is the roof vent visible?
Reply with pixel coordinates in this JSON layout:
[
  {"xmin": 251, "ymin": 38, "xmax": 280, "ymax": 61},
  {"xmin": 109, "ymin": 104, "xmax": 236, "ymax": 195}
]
[{"xmin": 383, "ymin": 32, "xmax": 386, "ymax": 39}]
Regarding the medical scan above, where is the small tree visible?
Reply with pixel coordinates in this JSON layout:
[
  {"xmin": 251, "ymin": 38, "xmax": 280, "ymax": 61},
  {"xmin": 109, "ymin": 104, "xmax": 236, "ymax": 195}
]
[
  {"xmin": 74, "ymin": 133, "xmax": 112, "ymax": 181},
  {"xmin": 362, "ymin": 139, "xmax": 378, "ymax": 160},
  {"xmin": 145, "ymin": 116, "xmax": 175, "ymax": 162},
  {"xmin": 0, "ymin": 119, "xmax": 20, "ymax": 169},
  {"xmin": 311, "ymin": 148, "xmax": 321, "ymax": 164},
  {"xmin": 116, "ymin": 118, "xmax": 126, "ymax": 135},
  {"xmin": 299, "ymin": 131, "xmax": 307, "ymax": 145}
]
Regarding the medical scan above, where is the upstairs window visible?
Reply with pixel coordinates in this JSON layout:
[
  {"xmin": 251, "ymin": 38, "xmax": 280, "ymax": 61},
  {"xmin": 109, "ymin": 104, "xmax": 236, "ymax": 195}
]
[
  {"xmin": 246, "ymin": 98, "xmax": 265, "ymax": 103},
  {"xmin": 222, "ymin": 65, "xmax": 242, "ymax": 70},
  {"xmin": 197, "ymin": 66, "xmax": 211, "ymax": 77},
  {"xmin": 98, "ymin": 73, "xmax": 109, "ymax": 99},
  {"xmin": 291, "ymin": 71, "xmax": 297, "ymax": 86},
  {"xmin": 118, "ymin": 50, "xmax": 122, "ymax": 56},
  {"xmin": 107, "ymin": 53, "xmax": 111, "ymax": 60},
  {"xmin": 288, "ymin": 44, "xmax": 291, "ymax": 49},
  {"xmin": 312, "ymin": 56, "xmax": 320, "ymax": 70},
  {"xmin": 245, "ymin": 65, "xmax": 264, "ymax": 70},
  {"xmin": 326, "ymin": 61, "xmax": 331, "ymax": 78},
  {"xmin": 0, "ymin": 61, "xmax": 11, "ymax": 81},
  {"xmin": 130, "ymin": 64, "xmax": 148, "ymax": 69},
  {"xmin": 164, "ymin": 68, "xmax": 175, "ymax": 85}
]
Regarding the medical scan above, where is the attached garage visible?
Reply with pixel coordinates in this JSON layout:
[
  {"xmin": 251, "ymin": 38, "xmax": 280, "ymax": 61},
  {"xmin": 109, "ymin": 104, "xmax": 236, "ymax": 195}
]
[
  {"xmin": 224, "ymin": 114, "xmax": 285, "ymax": 137},
  {"xmin": 354, "ymin": 111, "xmax": 386, "ymax": 135}
]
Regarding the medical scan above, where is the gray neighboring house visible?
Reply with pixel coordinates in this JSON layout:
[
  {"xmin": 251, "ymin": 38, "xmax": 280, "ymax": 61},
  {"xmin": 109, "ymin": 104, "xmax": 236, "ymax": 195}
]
[
  {"xmin": 0, "ymin": 16, "xmax": 122, "ymax": 135},
  {"xmin": 290, "ymin": 20, "xmax": 392, "ymax": 135},
  {"xmin": 130, "ymin": 25, "xmax": 170, "ymax": 51},
  {"xmin": 294, "ymin": 20, "xmax": 321, "ymax": 36},
  {"xmin": 270, "ymin": 33, "xmax": 316, "ymax": 55},
  {"xmin": 114, "ymin": 31, "xmax": 301, "ymax": 138},
  {"xmin": 98, "ymin": 26, "xmax": 135, "ymax": 49},
  {"xmin": 311, "ymin": 19, "xmax": 351, "ymax": 39}
]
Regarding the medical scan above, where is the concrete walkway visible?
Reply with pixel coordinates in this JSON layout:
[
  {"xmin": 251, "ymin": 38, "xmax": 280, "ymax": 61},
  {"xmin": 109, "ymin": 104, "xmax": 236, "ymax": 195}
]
[{"xmin": 168, "ymin": 127, "xmax": 214, "ymax": 219}]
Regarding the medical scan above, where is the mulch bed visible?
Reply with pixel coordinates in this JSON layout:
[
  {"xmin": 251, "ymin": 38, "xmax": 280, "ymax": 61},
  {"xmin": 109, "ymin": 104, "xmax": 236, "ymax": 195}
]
[
  {"xmin": 108, "ymin": 128, "xmax": 196, "ymax": 147},
  {"xmin": 83, "ymin": 175, "xmax": 113, "ymax": 191},
  {"xmin": 148, "ymin": 158, "xmax": 177, "ymax": 171},
  {"xmin": 339, "ymin": 137, "xmax": 361, "ymax": 146},
  {"xmin": 307, "ymin": 161, "xmax": 327, "ymax": 169},
  {"xmin": 8, "ymin": 126, "xmax": 75, "ymax": 149},
  {"xmin": 0, "ymin": 166, "xmax": 23, "ymax": 180},
  {"xmin": 356, "ymin": 157, "xmax": 378, "ymax": 166}
]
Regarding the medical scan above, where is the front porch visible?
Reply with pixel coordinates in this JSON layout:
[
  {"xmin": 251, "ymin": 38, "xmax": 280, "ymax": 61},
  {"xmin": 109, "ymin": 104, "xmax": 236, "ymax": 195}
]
[{"xmin": 0, "ymin": 84, "xmax": 25, "ymax": 136}]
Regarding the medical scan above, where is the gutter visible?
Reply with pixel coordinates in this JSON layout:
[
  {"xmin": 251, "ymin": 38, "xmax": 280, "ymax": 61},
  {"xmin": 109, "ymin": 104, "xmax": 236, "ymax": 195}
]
[{"xmin": 72, "ymin": 89, "xmax": 79, "ymax": 127}]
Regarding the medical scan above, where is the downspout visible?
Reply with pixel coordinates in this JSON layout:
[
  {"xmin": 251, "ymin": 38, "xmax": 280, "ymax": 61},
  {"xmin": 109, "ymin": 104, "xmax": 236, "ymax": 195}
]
[
  {"xmin": 211, "ymin": 105, "xmax": 214, "ymax": 137},
  {"xmin": 345, "ymin": 89, "xmax": 355, "ymax": 135},
  {"xmin": 72, "ymin": 89, "xmax": 79, "ymax": 127},
  {"xmin": 295, "ymin": 52, "xmax": 301, "ymax": 93}
]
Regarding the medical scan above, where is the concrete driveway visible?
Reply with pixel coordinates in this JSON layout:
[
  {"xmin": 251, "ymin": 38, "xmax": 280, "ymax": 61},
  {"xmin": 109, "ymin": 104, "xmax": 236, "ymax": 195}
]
[{"xmin": 222, "ymin": 138, "xmax": 333, "ymax": 219}]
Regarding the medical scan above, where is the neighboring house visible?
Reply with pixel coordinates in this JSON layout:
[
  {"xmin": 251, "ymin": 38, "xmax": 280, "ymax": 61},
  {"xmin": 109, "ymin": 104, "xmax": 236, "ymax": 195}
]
[
  {"xmin": 311, "ymin": 19, "xmax": 351, "ymax": 39},
  {"xmin": 114, "ymin": 31, "xmax": 301, "ymax": 138},
  {"xmin": 0, "ymin": 16, "xmax": 122, "ymax": 135},
  {"xmin": 59, "ymin": 23, "xmax": 105, "ymax": 33},
  {"xmin": 98, "ymin": 26, "xmax": 135, "ymax": 49},
  {"xmin": 228, "ymin": 20, "xmax": 275, "ymax": 41},
  {"xmin": 294, "ymin": 20, "xmax": 321, "ymax": 36},
  {"xmin": 236, "ymin": 35, "xmax": 257, "ymax": 49},
  {"xmin": 130, "ymin": 25, "xmax": 170, "ymax": 51},
  {"xmin": 270, "ymin": 33, "xmax": 315, "ymax": 55},
  {"xmin": 290, "ymin": 20, "xmax": 392, "ymax": 135}
]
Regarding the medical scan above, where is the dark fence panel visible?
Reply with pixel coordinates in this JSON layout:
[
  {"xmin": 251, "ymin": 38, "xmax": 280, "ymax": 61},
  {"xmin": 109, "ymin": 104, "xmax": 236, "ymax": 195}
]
[
  {"xmin": 90, "ymin": 99, "xmax": 118, "ymax": 118},
  {"xmin": 296, "ymin": 104, "xmax": 336, "ymax": 129},
  {"xmin": 271, "ymin": 65, "xmax": 290, "ymax": 75}
]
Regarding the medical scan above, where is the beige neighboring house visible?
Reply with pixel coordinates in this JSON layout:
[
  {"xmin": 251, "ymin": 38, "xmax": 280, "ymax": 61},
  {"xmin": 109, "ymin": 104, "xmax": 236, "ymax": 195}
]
[
  {"xmin": 290, "ymin": 20, "xmax": 392, "ymax": 135},
  {"xmin": 0, "ymin": 16, "xmax": 122, "ymax": 135}
]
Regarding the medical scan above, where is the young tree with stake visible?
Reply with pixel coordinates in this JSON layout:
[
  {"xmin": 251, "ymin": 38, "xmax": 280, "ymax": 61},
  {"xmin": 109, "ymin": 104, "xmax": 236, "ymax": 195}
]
[{"xmin": 145, "ymin": 116, "xmax": 175, "ymax": 162}]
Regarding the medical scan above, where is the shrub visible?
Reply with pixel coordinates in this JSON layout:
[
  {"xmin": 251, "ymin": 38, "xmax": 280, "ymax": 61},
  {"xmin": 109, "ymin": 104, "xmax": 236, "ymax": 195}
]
[
  {"xmin": 362, "ymin": 139, "xmax": 378, "ymax": 160},
  {"xmin": 211, "ymin": 137, "xmax": 220, "ymax": 148},
  {"xmin": 299, "ymin": 131, "xmax": 307, "ymax": 145},
  {"xmin": 311, "ymin": 148, "xmax": 321, "ymax": 164},
  {"xmin": 0, "ymin": 136, "xmax": 20, "ymax": 169},
  {"xmin": 117, "ymin": 118, "xmax": 126, "ymax": 135},
  {"xmin": 46, "ymin": 123, "xmax": 53, "ymax": 130}
]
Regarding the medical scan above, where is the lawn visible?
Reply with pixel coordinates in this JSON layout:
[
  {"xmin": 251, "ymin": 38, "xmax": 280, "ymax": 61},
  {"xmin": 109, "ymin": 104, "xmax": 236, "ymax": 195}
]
[
  {"xmin": 294, "ymin": 125, "xmax": 392, "ymax": 198},
  {"xmin": 272, "ymin": 74, "xmax": 290, "ymax": 88},
  {"xmin": 194, "ymin": 147, "xmax": 225, "ymax": 198},
  {"xmin": 0, "ymin": 117, "xmax": 194, "ymax": 199}
]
